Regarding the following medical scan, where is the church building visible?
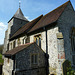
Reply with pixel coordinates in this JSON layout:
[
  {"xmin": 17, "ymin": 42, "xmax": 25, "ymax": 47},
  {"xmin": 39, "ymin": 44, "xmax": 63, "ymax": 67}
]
[{"xmin": 3, "ymin": 1, "xmax": 75, "ymax": 75}]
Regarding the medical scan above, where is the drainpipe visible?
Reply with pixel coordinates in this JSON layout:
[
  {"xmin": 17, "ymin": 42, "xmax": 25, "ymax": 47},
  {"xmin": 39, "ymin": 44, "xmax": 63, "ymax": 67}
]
[
  {"xmin": 46, "ymin": 30, "xmax": 49, "ymax": 75},
  {"xmin": 12, "ymin": 55, "xmax": 16, "ymax": 75},
  {"xmin": 46, "ymin": 30, "xmax": 48, "ymax": 54},
  {"xmin": 43, "ymin": 27, "xmax": 49, "ymax": 75}
]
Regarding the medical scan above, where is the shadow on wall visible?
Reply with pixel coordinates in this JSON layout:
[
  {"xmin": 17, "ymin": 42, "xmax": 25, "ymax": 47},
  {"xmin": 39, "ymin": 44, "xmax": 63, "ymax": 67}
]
[{"xmin": 0, "ymin": 64, "xmax": 3, "ymax": 74}]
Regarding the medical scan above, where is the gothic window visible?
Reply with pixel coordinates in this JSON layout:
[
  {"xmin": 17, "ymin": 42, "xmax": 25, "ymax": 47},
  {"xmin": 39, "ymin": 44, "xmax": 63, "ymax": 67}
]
[
  {"xmin": 71, "ymin": 34, "xmax": 75, "ymax": 52},
  {"xmin": 72, "ymin": 55, "xmax": 75, "ymax": 65},
  {"xmin": 13, "ymin": 41, "xmax": 15, "ymax": 48},
  {"xmin": 26, "ymin": 37, "xmax": 30, "ymax": 43},
  {"xmin": 7, "ymin": 43, "xmax": 9, "ymax": 50},
  {"xmin": 31, "ymin": 54, "xmax": 38, "ymax": 65},
  {"xmin": 36, "ymin": 38, "xmax": 38, "ymax": 45},
  {"xmin": 34, "ymin": 34, "xmax": 41, "ymax": 48},
  {"xmin": 11, "ymin": 43, "xmax": 12, "ymax": 49},
  {"xmin": 71, "ymin": 27, "xmax": 75, "ymax": 65},
  {"xmin": 39, "ymin": 37, "xmax": 41, "ymax": 48},
  {"xmin": 17, "ymin": 38, "xmax": 21, "ymax": 46},
  {"xmin": 22, "ymin": 38, "xmax": 25, "ymax": 44}
]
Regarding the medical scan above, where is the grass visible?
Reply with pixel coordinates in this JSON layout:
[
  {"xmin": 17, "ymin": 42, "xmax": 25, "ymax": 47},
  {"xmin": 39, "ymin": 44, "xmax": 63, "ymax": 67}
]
[{"xmin": 0, "ymin": 54, "xmax": 4, "ymax": 64}]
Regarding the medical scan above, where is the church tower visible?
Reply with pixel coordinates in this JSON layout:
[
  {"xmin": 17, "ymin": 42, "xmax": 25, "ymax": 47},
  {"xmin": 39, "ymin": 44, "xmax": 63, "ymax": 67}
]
[
  {"xmin": 8, "ymin": 8, "xmax": 29, "ymax": 38},
  {"xmin": 3, "ymin": 7, "xmax": 29, "ymax": 54}
]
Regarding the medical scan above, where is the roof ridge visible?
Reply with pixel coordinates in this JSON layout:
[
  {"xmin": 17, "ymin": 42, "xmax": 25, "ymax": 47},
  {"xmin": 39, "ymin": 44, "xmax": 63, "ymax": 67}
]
[
  {"xmin": 4, "ymin": 42, "xmax": 35, "ymax": 56},
  {"xmin": 28, "ymin": 1, "xmax": 70, "ymax": 33},
  {"xmin": 10, "ymin": 1, "xmax": 70, "ymax": 39},
  {"xmin": 10, "ymin": 15, "xmax": 43, "ymax": 40},
  {"xmin": 44, "ymin": 1, "xmax": 69, "ymax": 17}
]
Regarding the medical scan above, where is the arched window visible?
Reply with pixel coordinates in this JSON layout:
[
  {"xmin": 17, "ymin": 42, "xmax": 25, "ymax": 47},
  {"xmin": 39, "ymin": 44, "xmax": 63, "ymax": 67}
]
[
  {"xmin": 36, "ymin": 38, "xmax": 38, "ymax": 45},
  {"xmin": 71, "ymin": 27, "xmax": 75, "ymax": 65},
  {"xmin": 26, "ymin": 37, "xmax": 30, "ymax": 43},
  {"xmin": 11, "ymin": 43, "xmax": 12, "ymax": 49},
  {"xmin": 23, "ymin": 38, "xmax": 25, "ymax": 44},
  {"xmin": 39, "ymin": 37, "xmax": 41, "ymax": 48},
  {"xmin": 7, "ymin": 43, "xmax": 9, "ymax": 50},
  {"xmin": 31, "ymin": 54, "xmax": 38, "ymax": 65},
  {"xmin": 34, "ymin": 34, "xmax": 41, "ymax": 48},
  {"xmin": 13, "ymin": 41, "xmax": 15, "ymax": 48},
  {"xmin": 18, "ymin": 38, "xmax": 21, "ymax": 46}
]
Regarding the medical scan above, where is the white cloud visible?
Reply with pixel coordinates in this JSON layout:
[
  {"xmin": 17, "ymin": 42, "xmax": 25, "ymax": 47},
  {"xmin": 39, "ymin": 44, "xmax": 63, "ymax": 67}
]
[
  {"xmin": 0, "ymin": 22, "xmax": 7, "ymax": 44},
  {"xmin": 0, "ymin": 22, "xmax": 7, "ymax": 30},
  {"xmin": 0, "ymin": 38, "xmax": 4, "ymax": 45},
  {"xmin": 25, "ymin": 16, "xmax": 32, "ymax": 21}
]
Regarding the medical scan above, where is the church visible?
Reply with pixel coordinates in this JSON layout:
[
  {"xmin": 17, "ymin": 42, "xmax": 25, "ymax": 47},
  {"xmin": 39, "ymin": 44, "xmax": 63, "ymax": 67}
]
[{"xmin": 3, "ymin": 1, "xmax": 75, "ymax": 75}]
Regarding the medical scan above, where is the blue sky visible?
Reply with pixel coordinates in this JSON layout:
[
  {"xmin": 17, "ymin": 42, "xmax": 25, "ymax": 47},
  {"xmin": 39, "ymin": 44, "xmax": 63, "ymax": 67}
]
[{"xmin": 0, "ymin": 0, "xmax": 75, "ymax": 44}]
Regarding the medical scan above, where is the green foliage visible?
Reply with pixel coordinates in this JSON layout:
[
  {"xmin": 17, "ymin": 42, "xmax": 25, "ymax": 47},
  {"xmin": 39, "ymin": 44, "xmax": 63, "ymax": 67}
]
[
  {"xmin": 66, "ymin": 60, "xmax": 75, "ymax": 75},
  {"xmin": 0, "ymin": 45, "xmax": 3, "ymax": 54},
  {"xmin": 0, "ymin": 54, "xmax": 3, "ymax": 64}
]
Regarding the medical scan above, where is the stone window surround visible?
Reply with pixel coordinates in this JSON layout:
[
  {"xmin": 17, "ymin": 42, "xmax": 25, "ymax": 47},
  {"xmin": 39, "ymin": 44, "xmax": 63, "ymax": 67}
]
[
  {"xmin": 71, "ymin": 27, "xmax": 75, "ymax": 66},
  {"xmin": 22, "ymin": 35, "xmax": 27, "ymax": 44},
  {"xmin": 13, "ymin": 40, "xmax": 16, "ymax": 48},
  {"xmin": 17, "ymin": 38, "xmax": 21, "ymax": 46},
  {"xmin": 11, "ymin": 43, "xmax": 12, "ymax": 50},
  {"xmin": 9, "ymin": 40, "xmax": 16, "ymax": 50},
  {"xmin": 34, "ymin": 34, "xmax": 41, "ymax": 48},
  {"xmin": 30, "ymin": 53, "xmax": 39, "ymax": 67}
]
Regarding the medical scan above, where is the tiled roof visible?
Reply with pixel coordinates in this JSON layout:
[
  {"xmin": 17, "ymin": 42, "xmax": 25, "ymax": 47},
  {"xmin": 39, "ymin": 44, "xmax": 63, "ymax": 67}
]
[
  {"xmin": 10, "ymin": 1, "xmax": 70, "ymax": 40},
  {"xmin": 28, "ymin": 1, "xmax": 69, "ymax": 33},
  {"xmin": 10, "ymin": 15, "xmax": 43, "ymax": 40},
  {"xmin": 4, "ymin": 42, "xmax": 34, "ymax": 56}
]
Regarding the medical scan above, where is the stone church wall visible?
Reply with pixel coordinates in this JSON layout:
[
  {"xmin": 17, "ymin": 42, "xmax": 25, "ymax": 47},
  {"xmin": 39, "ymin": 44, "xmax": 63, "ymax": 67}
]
[
  {"xmin": 10, "ymin": 18, "xmax": 29, "ymax": 37},
  {"xmin": 57, "ymin": 2, "xmax": 75, "ymax": 68},
  {"xmin": 15, "ymin": 44, "xmax": 46, "ymax": 75},
  {"xmin": 3, "ymin": 58, "xmax": 13, "ymax": 75},
  {"xmin": 30, "ymin": 27, "xmax": 62, "ymax": 75}
]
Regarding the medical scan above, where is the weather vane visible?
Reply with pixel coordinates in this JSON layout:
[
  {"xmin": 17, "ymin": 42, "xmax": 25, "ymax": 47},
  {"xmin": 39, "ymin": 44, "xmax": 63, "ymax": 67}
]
[{"xmin": 19, "ymin": 0, "xmax": 21, "ymax": 8}]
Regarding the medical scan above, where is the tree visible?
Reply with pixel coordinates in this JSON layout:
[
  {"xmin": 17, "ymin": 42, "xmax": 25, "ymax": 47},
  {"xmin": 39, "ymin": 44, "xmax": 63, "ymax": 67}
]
[
  {"xmin": 63, "ymin": 60, "xmax": 75, "ymax": 75},
  {"xmin": 66, "ymin": 61, "xmax": 75, "ymax": 75},
  {"xmin": 0, "ymin": 45, "xmax": 3, "ymax": 54}
]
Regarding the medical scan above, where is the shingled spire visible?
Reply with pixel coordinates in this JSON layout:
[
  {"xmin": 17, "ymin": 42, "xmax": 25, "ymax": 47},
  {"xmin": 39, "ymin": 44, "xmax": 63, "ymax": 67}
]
[
  {"xmin": 8, "ymin": 8, "xmax": 28, "ymax": 23},
  {"xmin": 13, "ymin": 8, "xmax": 28, "ymax": 21}
]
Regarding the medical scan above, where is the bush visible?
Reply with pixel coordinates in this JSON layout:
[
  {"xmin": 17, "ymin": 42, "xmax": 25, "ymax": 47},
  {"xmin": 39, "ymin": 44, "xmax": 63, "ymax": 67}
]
[
  {"xmin": 66, "ymin": 60, "xmax": 75, "ymax": 75},
  {"xmin": 0, "ymin": 54, "xmax": 3, "ymax": 64}
]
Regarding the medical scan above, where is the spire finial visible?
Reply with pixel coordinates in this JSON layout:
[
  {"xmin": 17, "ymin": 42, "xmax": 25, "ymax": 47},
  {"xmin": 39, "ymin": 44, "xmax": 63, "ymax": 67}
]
[{"xmin": 19, "ymin": 0, "xmax": 21, "ymax": 8}]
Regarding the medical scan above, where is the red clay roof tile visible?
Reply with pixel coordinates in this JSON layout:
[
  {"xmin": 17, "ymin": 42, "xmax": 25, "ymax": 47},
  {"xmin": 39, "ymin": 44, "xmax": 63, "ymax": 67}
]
[
  {"xmin": 10, "ymin": 15, "xmax": 43, "ymax": 40},
  {"xmin": 10, "ymin": 1, "xmax": 70, "ymax": 40},
  {"xmin": 4, "ymin": 42, "xmax": 34, "ymax": 56},
  {"xmin": 28, "ymin": 1, "xmax": 69, "ymax": 33}
]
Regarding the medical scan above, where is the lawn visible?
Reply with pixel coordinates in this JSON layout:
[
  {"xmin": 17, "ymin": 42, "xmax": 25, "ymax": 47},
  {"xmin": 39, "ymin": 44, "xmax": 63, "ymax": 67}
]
[{"xmin": 0, "ymin": 54, "xmax": 3, "ymax": 64}]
